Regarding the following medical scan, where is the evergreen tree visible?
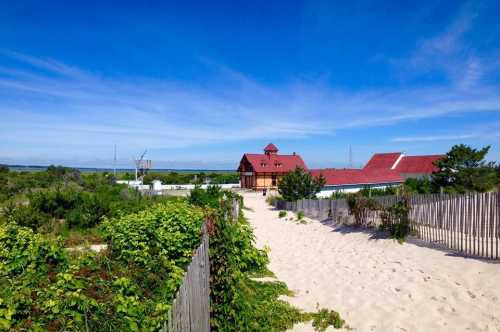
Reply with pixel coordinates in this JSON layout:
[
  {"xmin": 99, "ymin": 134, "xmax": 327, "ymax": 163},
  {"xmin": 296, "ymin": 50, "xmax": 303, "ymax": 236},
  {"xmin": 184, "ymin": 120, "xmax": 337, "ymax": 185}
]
[{"xmin": 432, "ymin": 144, "xmax": 497, "ymax": 193}]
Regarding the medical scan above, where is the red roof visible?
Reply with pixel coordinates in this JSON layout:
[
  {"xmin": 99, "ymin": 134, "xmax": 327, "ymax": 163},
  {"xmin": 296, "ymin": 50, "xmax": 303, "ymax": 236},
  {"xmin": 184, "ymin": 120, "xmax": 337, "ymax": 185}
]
[
  {"xmin": 363, "ymin": 152, "xmax": 402, "ymax": 170},
  {"xmin": 395, "ymin": 155, "xmax": 443, "ymax": 174},
  {"xmin": 240, "ymin": 153, "xmax": 306, "ymax": 173},
  {"xmin": 264, "ymin": 143, "xmax": 279, "ymax": 153},
  {"xmin": 310, "ymin": 168, "xmax": 404, "ymax": 186}
]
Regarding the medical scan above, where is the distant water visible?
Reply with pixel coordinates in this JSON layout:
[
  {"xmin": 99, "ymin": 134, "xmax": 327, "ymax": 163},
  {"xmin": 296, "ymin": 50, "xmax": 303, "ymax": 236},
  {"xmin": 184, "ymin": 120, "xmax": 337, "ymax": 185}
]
[{"xmin": 6, "ymin": 165, "xmax": 235, "ymax": 173}]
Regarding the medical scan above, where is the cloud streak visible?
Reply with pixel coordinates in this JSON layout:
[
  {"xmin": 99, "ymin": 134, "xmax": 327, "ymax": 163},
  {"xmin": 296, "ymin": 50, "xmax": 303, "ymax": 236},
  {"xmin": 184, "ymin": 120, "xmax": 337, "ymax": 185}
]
[{"xmin": 1, "ymin": 48, "xmax": 500, "ymax": 165}]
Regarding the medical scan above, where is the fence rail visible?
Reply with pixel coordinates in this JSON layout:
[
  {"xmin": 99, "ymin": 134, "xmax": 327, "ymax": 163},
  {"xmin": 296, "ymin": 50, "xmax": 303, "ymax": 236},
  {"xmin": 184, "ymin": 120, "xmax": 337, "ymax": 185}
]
[
  {"xmin": 161, "ymin": 223, "xmax": 211, "ymax": 332},
  {"xmin": 275, "ymin": 191, "xmax": 500, "ymax": 259}
]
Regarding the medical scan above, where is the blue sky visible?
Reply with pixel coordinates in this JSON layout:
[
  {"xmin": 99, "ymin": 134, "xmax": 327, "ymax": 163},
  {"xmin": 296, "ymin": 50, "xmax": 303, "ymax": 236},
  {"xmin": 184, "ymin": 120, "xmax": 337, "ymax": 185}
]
[{"xmin": 1, "ymin": 1, "xmax": 500, "ymax": 169}]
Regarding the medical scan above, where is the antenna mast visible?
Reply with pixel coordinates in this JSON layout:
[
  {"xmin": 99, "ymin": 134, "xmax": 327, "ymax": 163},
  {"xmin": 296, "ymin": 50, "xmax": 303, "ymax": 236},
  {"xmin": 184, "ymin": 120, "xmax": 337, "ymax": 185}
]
[
  {"xmin": 134, "ymin": 150, "xmax": 151, "ymax": 182},
  {"xmin": 348, "ymin": 145, "xmax": 353, "ymax": 168}
]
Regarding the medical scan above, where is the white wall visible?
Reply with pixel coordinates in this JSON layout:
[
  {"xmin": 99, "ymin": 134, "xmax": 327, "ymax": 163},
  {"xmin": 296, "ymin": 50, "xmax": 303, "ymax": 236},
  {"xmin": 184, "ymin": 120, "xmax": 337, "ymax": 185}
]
[
  {"xmin": 159, "ymin": 183, "xmax": 240, "ymax": 190},
  {"xmin": 316, "ymin": 183, "xmax": 398, "ymax": 198},
  {"xmin": 117, "ymin": 179, "xmax": 240, "ymax": 191}
]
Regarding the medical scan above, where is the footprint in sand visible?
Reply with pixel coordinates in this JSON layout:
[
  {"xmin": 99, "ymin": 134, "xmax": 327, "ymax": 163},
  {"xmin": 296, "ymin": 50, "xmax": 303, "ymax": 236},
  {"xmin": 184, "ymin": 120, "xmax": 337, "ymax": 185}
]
[{"xmin": 467, "ymin": 290, "xmax": 476, "ymax": 299}]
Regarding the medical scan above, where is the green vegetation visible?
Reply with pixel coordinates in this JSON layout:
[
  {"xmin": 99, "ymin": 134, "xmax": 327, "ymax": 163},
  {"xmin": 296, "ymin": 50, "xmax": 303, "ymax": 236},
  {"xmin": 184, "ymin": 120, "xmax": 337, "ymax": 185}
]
[
  {"xmin": 380, "ymin": 197, "xmax": 412, "ymax": 243},
  {"xmin": 347, "ymin": 193, "xmax": 412, "ymax": 243},
  {"xmin": 278, "ymin": 210, "xmax": 287, "ymax": 218},
  {"xmin": 140, "ymin": 171, "xmax": 239, "ymax": 185},
  {"xmin": 190, "ymin": 187, "xmax": 345, "ymax": 331},
  {"xmin": 330, "ymin": 186, "xmax": 399, "ymax": 199},
  {"xmin": 0, "ymin": 166, "xmax": 345, "ymax": 331},
  {"xmin": 346, "ymin": 194, "xmax": 380, "ymax": 226},
  {"xmin": 296, "ymin": 211, "xmax": 305, "ymax": 221},
  {"xmin": 405, "ymin": 144, "xmax": 498, "ymax": 194},
  {"xmin": 312, "ymin": 308, "xmax": 345, "ymax": 331},
  {"xmin": 265, "ymin": 195, "xmax": 282, "ymax": 206},
  {"xmin": 0, "ymin": 167, "xmax": 177, "ymax": 243},
  {"xmin": 0, "ymin": 166, "xmax": 205, "ymax": 330},
  {"xmin": 278, "ymin": 168, "xmax": 325, "ymax": 201},
  {"xmin": 432, "ymin": 144, "xmax": 498, "ymax": 193},
  {"xmin": 0, "ymin": 201, "xmax": 205, "ymax": 331},
  {"xmin": 188, "ymin": 184, "xmax": 224, "ymax": 209}
]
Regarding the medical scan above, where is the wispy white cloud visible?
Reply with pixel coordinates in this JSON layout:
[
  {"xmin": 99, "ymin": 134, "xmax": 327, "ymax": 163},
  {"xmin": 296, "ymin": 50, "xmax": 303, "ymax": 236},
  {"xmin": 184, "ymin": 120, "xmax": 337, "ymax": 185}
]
[
  {"xmin": 392, "ymin": 134, "xmax": 478, "ymax": 143},
  {"xmin": 393, "ymin": 2, "xmax": 493, "ymax": 90},
  {"xmin": 1, "ymin": 48, "xmax": 500, "ymax": 165}
]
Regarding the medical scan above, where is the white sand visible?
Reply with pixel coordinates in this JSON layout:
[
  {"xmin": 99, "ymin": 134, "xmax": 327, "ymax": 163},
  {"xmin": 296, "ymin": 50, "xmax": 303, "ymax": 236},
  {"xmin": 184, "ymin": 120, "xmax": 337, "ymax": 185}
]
[{"xmin": 243, "ymin": 192, "xmax": 500, "ymax": 332}]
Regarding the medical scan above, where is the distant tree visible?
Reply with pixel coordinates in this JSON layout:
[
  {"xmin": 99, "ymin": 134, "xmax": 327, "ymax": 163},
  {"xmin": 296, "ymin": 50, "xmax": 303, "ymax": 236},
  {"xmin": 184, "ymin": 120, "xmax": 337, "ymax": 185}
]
[
  {"xmin": 278, "ymin": 168, "xmax": 326, "ymax": 201},
  {"xmin": 0, "ymin": 165, "xmax": 9, "ymax": 173},
  {"xmin": 432, "ymin": 144, "xmax": 497, "ymax": 193},
  {"xmin": 404, "ymin": 178, "xmax": 435, "ymax": 194}
]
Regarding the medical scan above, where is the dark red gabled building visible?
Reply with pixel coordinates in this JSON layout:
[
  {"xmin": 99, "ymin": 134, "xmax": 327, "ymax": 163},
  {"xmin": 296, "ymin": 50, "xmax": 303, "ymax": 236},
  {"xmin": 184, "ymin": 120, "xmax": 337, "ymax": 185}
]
[{"xmin": 238, "ymin": 143, "xmax": 306, "ymax": 190}]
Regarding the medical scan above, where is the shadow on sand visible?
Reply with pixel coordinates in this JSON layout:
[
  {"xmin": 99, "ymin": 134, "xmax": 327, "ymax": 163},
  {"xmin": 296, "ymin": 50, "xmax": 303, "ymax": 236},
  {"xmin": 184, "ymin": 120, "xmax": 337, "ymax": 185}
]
[{"xmin": 319, "ymin": 219, "xmax": 391, "ymax": 240}]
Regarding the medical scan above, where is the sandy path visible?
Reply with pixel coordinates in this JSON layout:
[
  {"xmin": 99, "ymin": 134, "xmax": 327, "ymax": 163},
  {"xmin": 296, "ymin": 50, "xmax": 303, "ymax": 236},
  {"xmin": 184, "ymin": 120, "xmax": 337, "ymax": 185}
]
[{"xmin": 243, "ymin": 192, "xmax": 500, "ymax": 332}]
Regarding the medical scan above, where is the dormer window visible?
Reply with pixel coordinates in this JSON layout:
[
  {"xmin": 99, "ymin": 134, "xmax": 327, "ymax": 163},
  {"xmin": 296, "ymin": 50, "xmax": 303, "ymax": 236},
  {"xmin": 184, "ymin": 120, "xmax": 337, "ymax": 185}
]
[{"xmin": 261, "ymin": 163, "xmax": 266, "ymax": 167}]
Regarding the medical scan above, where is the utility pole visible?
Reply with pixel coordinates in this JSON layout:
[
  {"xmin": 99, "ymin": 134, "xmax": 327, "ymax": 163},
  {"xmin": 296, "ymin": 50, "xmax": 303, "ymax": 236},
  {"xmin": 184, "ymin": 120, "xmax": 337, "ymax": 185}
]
[{"xmin": 348, "ymin": 145, "xmax": 353, "ymax": 168}]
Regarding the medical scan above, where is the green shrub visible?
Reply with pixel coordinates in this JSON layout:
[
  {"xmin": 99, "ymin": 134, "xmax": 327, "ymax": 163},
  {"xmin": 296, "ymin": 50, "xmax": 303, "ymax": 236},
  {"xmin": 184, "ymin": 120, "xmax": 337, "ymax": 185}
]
[
  {"xmin": 1, "ymin": 201, "xmax": 206, "ymax": 331},
  {"xmin": 346, "ymin": 194, "xmax": 380, "ymax": 226},
  {"xmin": 278, "ymin": 210, "xmax": 287, "ymax": 218},
  {"xmin": 278, "ymin": 168, "xmax": 325, "ymax": 201},
  {"xmin": 188, "ymin": 185, "xmax": 223, "ymax": 209},
  {"xmin": 265, "ymin": 195, "xmax": 282, "ymax": 206},
  {"xmin": 2, "ymin": 203, "xmax": 51, "ymax": 230},
  {"xmin": 380, "ymin": 198, "xmax": 412, "ymax": 243},
  {"xmin": 296, "ymin": 211, "xmax": 305, "ymax": 220},
  {"xmin": 101, "ymin": 200, "xmax": 204, "ymax": 269},
  {"xmin": 312, "ymin": 308, "xmax": 345, "ymax": 331}
]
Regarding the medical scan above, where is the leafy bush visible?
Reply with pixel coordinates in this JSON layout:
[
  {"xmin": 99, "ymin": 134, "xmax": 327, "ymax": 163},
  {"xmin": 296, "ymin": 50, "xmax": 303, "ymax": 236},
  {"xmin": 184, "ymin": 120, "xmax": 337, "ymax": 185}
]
[
  {"xmin": 312, "ymin": 308, "xmax": 345, "ymax": 331},
  {"xmin": 346, "ymin": 194, "xmax": 381, "ymax": 226},
  {"xmin": 191, "ymin": 189, "xmax": 273, "ymax": 330},
  {"xmin": 278, "ymin": 210, "xmax": 287, "ymax": 218},
  {"xmin": 101, "ymin": 200, "xmax": 204, "ymax": 269},
  {"xmin": 296, "ymin": 211, "xmax": 305, "ymax": 220},
  {"xmin": 358, "ymin": 186, "xmax": 399, "ymax": 197},
  {"xmin": 278, "ymin": 168, "xmax": 325, "ymax": 202},
  {"xmin": 1, "ymin": 201, "xmax": 206, "ymax": 331},
  {"xmin": 188, "ymin": 184, "xmax": 223, "ymax": 209},
  {"xmin": 404, "ymin": 178, "xmax": 435, "ymax": 194},
  {"xmin": 3, "ymin": 203, "xmax": 51, "ymax": 230},
  {"xmin": 380, "ymin": 198, "xmax": 412, "ymax": 243},
  {"xmin": 142, "ymin": 171, "xmax": 239, "ymax": 185}
]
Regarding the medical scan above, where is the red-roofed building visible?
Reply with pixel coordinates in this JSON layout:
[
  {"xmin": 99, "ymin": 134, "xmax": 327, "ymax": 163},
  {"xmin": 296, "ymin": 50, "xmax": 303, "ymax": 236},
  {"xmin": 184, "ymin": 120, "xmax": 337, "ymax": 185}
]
[
  {"xmin": 238, "ymin": 144, "xmax": 306, "ymax": 190},
  {"xmin": 394, "ymin": 155, "xmax": 443, "ymax": 178},
  {"xmin": 311, "ymin": 168, "xmax": 405, "ymax": 197},
  {"xmin": 364, "ymin": 152, "xmax": 443, "ymax": 179},
  {"xmin": 238, "ymin": 145, "xmax": 443, "ymax": 194},
  {"xmin": 312, "ymin": 152, "xmax": 444, "ymax": 197},
  {"xmin": 363, "ymin": 152, "xmax": 403, "ymax": 170}
]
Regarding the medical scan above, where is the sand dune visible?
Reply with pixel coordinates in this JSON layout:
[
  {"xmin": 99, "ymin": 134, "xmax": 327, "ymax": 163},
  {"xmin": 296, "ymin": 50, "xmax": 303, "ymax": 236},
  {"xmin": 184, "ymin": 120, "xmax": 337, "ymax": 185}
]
[{"xmin": 243, "ymin": 192, "xmax": 500, "ymax": 332}]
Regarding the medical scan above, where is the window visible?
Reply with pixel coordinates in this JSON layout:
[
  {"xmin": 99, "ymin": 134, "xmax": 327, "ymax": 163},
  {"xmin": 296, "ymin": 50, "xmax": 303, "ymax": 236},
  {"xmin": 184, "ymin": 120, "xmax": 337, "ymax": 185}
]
[{"xmin": 272, "ymin": 175, "xmax": 277, "ymax": 186}]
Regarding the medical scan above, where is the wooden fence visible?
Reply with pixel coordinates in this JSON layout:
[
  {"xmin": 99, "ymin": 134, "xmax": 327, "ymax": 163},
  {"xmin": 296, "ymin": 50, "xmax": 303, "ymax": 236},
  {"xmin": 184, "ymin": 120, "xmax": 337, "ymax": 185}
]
[
  {"xmin": 160, "ymin": 223, "xmax": 211, "ymax": 332},
  {"xmin": 275, "ymin": 191, "xmax": 500, "ymax": 259}
]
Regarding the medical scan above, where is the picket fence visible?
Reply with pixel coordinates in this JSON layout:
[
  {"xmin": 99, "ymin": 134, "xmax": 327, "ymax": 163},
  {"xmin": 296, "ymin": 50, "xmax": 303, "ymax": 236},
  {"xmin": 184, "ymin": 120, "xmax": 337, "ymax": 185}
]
[
  {"xmin": 276, "ymin": 191, "xmax": 500, "ymax": 259},
  {"xmin": 159, "ymin": 198, "xmax": 241, "ymax": 331},
  {"xmin": 160, "ymin": 223, "xmax": 210, "ymax": 332}
]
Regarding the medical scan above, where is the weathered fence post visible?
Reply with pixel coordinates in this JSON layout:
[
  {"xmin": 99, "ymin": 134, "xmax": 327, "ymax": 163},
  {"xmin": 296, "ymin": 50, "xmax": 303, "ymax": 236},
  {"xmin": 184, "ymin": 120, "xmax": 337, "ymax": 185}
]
[{"xmin": 165, "ymin": 221, "xmax": 211, "ymax": 332}]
